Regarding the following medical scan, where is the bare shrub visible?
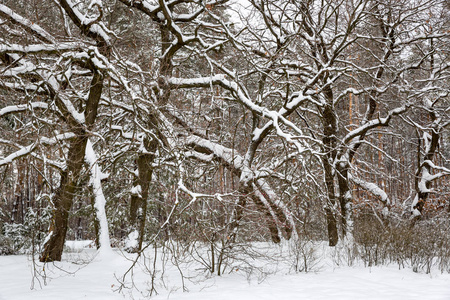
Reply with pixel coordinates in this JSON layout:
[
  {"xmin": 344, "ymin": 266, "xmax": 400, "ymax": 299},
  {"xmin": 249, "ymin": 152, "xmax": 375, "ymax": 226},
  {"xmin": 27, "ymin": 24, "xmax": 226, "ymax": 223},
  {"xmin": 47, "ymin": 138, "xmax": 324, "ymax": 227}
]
[
  {"xmin": 289, "ymin": 238, "xmax": 320, "ymax": 273},
  {"xmin": 354, "ymin": 211, "xmax": 450, "ymax": 273}
]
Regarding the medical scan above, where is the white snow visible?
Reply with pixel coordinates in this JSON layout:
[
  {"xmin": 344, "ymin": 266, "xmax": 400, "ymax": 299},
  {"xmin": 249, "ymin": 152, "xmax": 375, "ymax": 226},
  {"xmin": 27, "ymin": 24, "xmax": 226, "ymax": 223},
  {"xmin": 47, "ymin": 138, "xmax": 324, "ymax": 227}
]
[
  {"xmin": 350, "ymin": 174, "xmax": 390, "ymax": 204},
  {"xmin": 151, "ymin": 268, "xmax": 450, "ymax": 300},
  {"xmin": 0, "ymin": 102, "xmax": 48, "ymax": 117},
  {"xmin": 0, "ymin": 132, "xmax": 76, "ymax": 167},
  {"xmin": 85, "ymin": 139, "xmax": 112, "ymax": 255},
  {"xmin": 0, "ymin": 243, "xmax": 449, "ymax": 300},
  {"xmin": 88, "ymin": 0, "xmax": 102, "ymax": 10},
  {"xmin": 185, "ymin": 135, "xmax": 244, "ymax": 170},
  {"xmin": 65, "ymin": 240, "xmax": 95, "ymax": 252},
  {"xmin": 124, "ymin": 230, "xmax": 139, "ymax": 250},
  {"xmin": 65, "ymin": 0, "xmax": 107, "ymax": 41},
  {"xmin": 0, "ymin": 4, "xmax": 56, "ymax": 43},
  {"xmin": 130, "ymin": 184, "xmax": 142, "ymax": 196},
  {"xmin": 0, "ymin": 42, "xmax": 81, "ymax": 54}
]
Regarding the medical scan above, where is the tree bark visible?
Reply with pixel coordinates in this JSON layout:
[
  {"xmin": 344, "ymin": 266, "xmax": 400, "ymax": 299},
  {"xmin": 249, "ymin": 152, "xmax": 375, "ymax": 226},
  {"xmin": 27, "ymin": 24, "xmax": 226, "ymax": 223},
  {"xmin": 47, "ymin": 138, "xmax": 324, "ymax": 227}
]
[
  {"xmin": 129, "ymin": 136, "xmax": 157, "ymax": 251},
  {"xmin": 40, "ymin": 72, "xmax": 103, "ymax": 262},
  {"xmin": 336, "ymin": 162, "xmax": 352, "ymax": 238},
  {"xmin": 321, "ymin": 94, "xmax": 339, "ymax": 246},
  {"xmin": 40, "ymin": 137, "xmax": 87, "ymax": 262}
]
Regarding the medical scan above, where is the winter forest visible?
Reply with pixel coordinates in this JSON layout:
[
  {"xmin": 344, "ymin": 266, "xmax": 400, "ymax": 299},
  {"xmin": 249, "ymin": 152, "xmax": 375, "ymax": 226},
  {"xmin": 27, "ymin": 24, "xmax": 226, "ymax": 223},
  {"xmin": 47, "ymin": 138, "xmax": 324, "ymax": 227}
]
[{"xmin": 0, "ymin": 0, "xmax": 450, "ymax": 298}]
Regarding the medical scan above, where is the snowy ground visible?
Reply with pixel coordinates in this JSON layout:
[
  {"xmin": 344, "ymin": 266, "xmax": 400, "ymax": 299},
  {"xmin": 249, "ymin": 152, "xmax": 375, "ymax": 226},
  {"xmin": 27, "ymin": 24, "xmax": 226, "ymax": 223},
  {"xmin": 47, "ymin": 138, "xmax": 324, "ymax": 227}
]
[{"xmin": 0, "ymin": 241, "xmax": 449, "ymax": 300}]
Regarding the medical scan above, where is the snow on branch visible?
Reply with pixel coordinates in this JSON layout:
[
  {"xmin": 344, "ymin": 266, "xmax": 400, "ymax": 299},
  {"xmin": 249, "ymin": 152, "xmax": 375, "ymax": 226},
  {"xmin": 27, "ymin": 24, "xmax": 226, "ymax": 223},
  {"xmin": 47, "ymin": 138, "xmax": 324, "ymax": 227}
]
[
  {"xmin": 183, "ymin": 134, "xmax": 296, "ymax": 239},
  {"xmin": 157, "ymin": 0, "xmax": 200, "ymax": 47},
  {"xmin": 0, "ymin": 4, "xmax": 56, "ymax": 43},
  {"xmin": 423, "ymin": 160, "xmax": 450, "ymax": 176},
  {"xmin": 343, "ymin": 105, "xmax": 408, "ymax": 146},
  {"xmin": 415, "ymin": 160, "xmax": 450, "ymax": 196},
  {"xmin": 0, "ymin": 43, "xmax": 83, "ymax": 55},
  {"xmin": 349, "ymin": 174, "xmax": 390, "ymax": 205},
  {"xmin": 0, "ymin": 132, "xmax": 76, "ymax": 167},
  {"xmin": 185, "ymin": 135, "xmax": 244, "ymax": 171},
  {"xmin": 58, "ymin": 0, "xmax": 111, "ymax": 47},
  {"xmin": 119, "ymin": 0, "xmax": 213, "ymax": 23},
  {"xmin": 0, "ymin": 52, "xmax": 87, "ymax": 127},
  {"xmin": 117, "ymin": 0, "xmax": 159, "ymax": 19},
  {"xmin": 0, "ymin": 102, "xmax": 49, "ymax": 117},
  {"xmin": 52, "ymin": 89, "xmax": 86, "ymax": 126},
  {"xmin": 170, "ymin": 75, "xmax": 314, "ymax": 156},
  {"xmin": 0, "ymin": 81, "xmax": 46, "ymax": 94},
  {"xmin": 177, "ymin": 177, "xmax": 233, "ymax": 214},
  {"xmin": 255, "ymin": 179, "xmax": 297, "ymax": 239},
  {"xmin": 85, "ymin": 139, "xmax": 112, "ymax": 255},
  {"xmin": 85, "ymin": 47, "xmax": 156, "ymax": 116}
]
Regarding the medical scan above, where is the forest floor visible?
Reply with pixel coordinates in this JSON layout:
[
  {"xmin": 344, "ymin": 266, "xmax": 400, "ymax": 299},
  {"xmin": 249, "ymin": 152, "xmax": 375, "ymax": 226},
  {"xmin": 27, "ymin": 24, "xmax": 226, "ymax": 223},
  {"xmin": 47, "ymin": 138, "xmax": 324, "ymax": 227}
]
[{"xmin": 0, "ymin": 241, "xmax": 449, "ymax": 300}]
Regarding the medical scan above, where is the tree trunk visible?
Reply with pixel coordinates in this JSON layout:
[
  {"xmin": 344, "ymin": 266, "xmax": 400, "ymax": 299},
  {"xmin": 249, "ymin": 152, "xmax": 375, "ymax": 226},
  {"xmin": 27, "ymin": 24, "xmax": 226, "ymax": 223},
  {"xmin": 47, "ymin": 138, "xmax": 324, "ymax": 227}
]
[
  {"xmin": 412, "ymin": 123, "xmax": 439, "ymax": 217},
  {"xmin": 323, "ymin": 160, "xmax": 339, "ymax": 246},
  {"xmin": 337, "ymin": 162, "xmax": 353, "ymax": 238},
  {"xmin": 321, "ymin": 96, "xmax": 339, "ymax": 246},
  {"xmin": 129, "ymin": 135, "xmax": 157, "ymax": 251},
  {"xmin": 250, "ymin": 192, "xmax": 281, "ymax": 243},
  {"xmin": 40, "ymin": 137, "xmax": 87, "ymax": 262},
  {"xmin": 40, "ymin": 72, "xmax": 104, "ymax": 262}
]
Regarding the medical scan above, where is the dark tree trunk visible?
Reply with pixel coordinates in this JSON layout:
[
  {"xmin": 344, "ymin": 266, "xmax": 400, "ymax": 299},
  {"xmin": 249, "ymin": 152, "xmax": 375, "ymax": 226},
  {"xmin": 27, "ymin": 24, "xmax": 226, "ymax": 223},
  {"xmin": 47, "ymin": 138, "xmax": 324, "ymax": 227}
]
[
  {"xmin": 323, "ymin": 162, "xmax": 339, "ymax": 246},
  {"xmin": 137, "ymin": 157, "xmax": 154, "ymax": 251},
  {"xmin": 337, "ymin": 162, "xmax": 352, "ymax": 237},
  {"xmin": 40, "ymin": 137, "xmax": 87, "ymax": 262},
  {"xmin": 40, "ymin": 72, "xmax": 103, "ymax": 262},
  {"xmin": 321, "ymin": 94, "xmax": 339, "ymax": 246},
  {"xmin": 413, "ymin": 123, "xmax": 440, "ymax": 217},
  {"xmin": 250, "ymin": 192, "xmax": 281, "ymax": 243},
  {"xmin": 127, "ymin": 22, "xmax": 175, "ymax": 251},
  {"xmin": 128, "ymin": 102, "xmax": 162, "ymax": 250},
  {"xmin": 254, "ymin": 181, "xmax": 293, "ymax": 240},
  {"xmin": 228, "ymin": 182, "xmax": 250, "ymax": 243}
]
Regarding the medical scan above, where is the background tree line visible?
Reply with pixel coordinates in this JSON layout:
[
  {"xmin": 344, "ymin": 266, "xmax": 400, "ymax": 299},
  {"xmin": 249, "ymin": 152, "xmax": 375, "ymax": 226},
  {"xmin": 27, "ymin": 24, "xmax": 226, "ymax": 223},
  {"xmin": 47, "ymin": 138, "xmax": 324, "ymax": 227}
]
[{"xmin": 0, "ymin": 0, "xmax": 449, "ymax": 271}]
